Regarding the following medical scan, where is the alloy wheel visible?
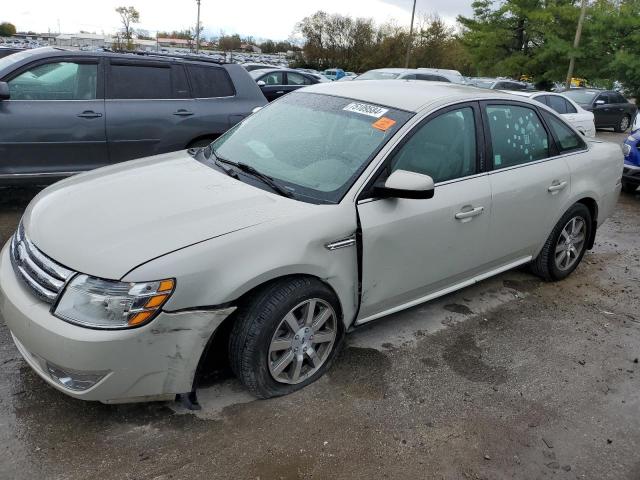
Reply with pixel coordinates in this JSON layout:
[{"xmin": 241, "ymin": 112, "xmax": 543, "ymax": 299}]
[
  {"xmin": 554, "ymin": 216, "xmax": 586, "ymax": 271},
  {"xmin": 268, "ymin": 298, "xmax": 337, "ymax": 384},
  {"xmin": 620, "ymin": 116, "xmax": 630, "ymax": 131}
]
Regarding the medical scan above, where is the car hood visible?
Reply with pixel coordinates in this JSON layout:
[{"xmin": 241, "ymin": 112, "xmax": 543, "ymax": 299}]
[{"xmin": 22, "ymin": 151, "xmax": 309, "ymax": 279}]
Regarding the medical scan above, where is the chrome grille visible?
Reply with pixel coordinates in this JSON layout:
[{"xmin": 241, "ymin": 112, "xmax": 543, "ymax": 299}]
[{"xmin": 9, "ymin": 223, "xmax": 75, "ymax": 303}]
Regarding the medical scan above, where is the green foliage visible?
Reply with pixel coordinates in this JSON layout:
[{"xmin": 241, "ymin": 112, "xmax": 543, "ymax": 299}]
[
  {"xmin": 294, "ymin": 11, "xmax": 471, "ymax": 74},
  {"xmin": 0, "ymin": 22, "xmax": 17, "ymax": 37},
  {"xmin": 115, "ymin": 6, "xmax": 140, "ymax": 49},
  {"xmin": 459, "ymin": 0, "xmax": 640, "ymax": 94}
]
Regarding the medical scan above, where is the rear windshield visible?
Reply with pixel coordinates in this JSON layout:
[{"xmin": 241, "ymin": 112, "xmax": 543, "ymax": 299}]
[
  {"xmin": 356, "ymin": 71, "xmax": 402, "ymax": 81},
  {"xmin": 562, "ymin": 90, "xmax": 599, "ymax": 104},
  {"xmin": 206, "ymin": 92, "xmax": 413, "ymax": 203}
]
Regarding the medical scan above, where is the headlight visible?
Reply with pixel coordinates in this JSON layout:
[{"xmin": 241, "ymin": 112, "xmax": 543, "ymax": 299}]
[{"xmin": 54, "ymin": 275, "xmax": 175, "ymax": 329}]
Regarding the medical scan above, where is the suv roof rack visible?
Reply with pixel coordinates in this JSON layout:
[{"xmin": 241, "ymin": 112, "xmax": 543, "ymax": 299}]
[{"xmin": 107, "ymin": 49, "xmax": 228, "ymax": 65}]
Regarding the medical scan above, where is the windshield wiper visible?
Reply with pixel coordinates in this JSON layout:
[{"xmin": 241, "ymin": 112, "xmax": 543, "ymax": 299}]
[{"xmin": 212, "ymin": 150, "xmax": 294, "ymax": 199}]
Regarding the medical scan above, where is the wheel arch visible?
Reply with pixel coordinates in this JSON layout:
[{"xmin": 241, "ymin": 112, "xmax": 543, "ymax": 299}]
[
  {"xmin": 576, "ymin": 197, "xmax": 598, "ymax": 249},
  {"xmin": 192, "ymin": 273, "xmax": 344, "ymax": 390}
]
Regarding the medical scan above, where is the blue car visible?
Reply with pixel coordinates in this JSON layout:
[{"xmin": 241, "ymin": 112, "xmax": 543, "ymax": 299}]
[{"xmin": 623, "ymin": 113, "xmax": 640, "ymax": 193}]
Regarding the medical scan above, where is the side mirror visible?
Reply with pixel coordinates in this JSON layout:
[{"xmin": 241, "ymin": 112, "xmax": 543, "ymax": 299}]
[
  {"xmin": 256, "ymin": 80, "xmax": 266, "ymax": 87},
  {"xmin": 595, "ymin": 99, "xmax": 605, "ymax": 105},
  {"xmin": 0, "ymin": 82, "xmax": 10, "ymax": 100},
  {"xmin": 374, "ymin": 169, "xmax": 435, "ymax": 200}
]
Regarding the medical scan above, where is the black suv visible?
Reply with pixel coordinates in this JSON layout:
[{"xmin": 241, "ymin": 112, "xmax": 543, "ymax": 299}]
[
  {"xmin": 0, "ymin": 47, "xmax": 267, "ymax": 184},
  {"xmin": 563, "ymin": 88, "xmax": 637, "ymax": 132}
]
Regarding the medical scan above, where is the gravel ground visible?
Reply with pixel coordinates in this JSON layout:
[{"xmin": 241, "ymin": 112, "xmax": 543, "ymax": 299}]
[{"xmin": 1, "ymin": 131, "xmax": 638, "ymax": 480}]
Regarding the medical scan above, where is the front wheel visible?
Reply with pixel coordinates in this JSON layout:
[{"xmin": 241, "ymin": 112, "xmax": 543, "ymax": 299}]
[
  {"xmin": 229, "ymin": 277, "xmax": 343, "ymax": 398},
  {"xmin": 531, "ymin": 203, "xmax": 592, "ymax": 281},
  {"xmin": 615, "ymin": 114, "xmax": 631, "ymax": 133}
]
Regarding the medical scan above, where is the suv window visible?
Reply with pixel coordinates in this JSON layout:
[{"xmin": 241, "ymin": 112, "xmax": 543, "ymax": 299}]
[
  {"xmin": 8, "ymin": 61, "xmax": 97, "ymax": 100},
  {"xmin": 287, "ymin": 72, "xmax": 312, "ymax": 85},
  {"xmin": 543, "ymin": 112, "xmax": 585, "ymax": 153},
  {"xmin": 108, "ymin": 63, "xmax": 171, "ymax": 99},
  {"xmin": 612, "ymin": 92, "xmax": 627, "ymax": 104},
  {"xmin": 261, "ymin": 71, "xmax": 284, "ymax": 85},
  {"xmin": 390, "ymin": 107, "xmax": 477, "ymax": 183},
  {"xmin": 485, "ymin": 104, "xmax": 549, "ymax": 168},
  {"xmin": 186, "ymin": 64, "xmax": 234, "ymax": 97}
]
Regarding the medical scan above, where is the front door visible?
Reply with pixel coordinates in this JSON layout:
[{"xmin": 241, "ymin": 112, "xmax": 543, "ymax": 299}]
[
  {"xmin": 481, "ymin": 102, "xmax": 572, "ymax": 263},
  {"xmin": 258, "ymin": 71, "xmax": 287, "ymax": 102},
  {"xmin": 0, "ymin": 57, "xmax": 107, "ymax": 178},
  {"xmin": 357, "ymin": 104, "xmax": 492, "ymax": 322}
]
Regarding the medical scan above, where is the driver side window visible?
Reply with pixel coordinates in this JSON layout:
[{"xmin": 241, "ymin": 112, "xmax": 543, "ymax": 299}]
[
  {"xmin": 8, "ymin": 61, "xmax": 98, "ymax": 100},
  {"xmin": 390, "ymin": 107, "xmax": 477, "ymax": 183}
]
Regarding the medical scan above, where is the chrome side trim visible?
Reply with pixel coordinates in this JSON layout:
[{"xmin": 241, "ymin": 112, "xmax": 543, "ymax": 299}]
[
  {"xmin": 354, "ymin": 256, "xmax": 532, "ymax": 326},
  {"xmin": 325, "ymin": 235, "xmax": 356, "ymax": 251},
  {"xmin": 0, "ymin": 171, "xmax": 78, "ymax": 179}
]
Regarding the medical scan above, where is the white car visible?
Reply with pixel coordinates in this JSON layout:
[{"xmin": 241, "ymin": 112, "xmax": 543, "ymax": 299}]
[
  {"xmin": 507, "ymin": 91, "xmax": 596, "ymax": 137},
  {"xmin": 0, "ymin": 81, "xmax": 622, "ymax": 404}
]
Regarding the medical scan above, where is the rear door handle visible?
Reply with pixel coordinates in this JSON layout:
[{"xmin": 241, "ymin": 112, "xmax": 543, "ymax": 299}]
[
  {"xmin": 275, "ymin": 91, "xmax": 284, "ymax": 94},
  {"xmin": 77, "ymin": 110, "xmax": 102, "ymax": 118},
  {"xmin": 173, "ymin": 109, "xmax": 195, "ymax": 117},
  {"xmin": 455, "ymin": 206, "xmax": 484, "ymax": 221},
  {"xmin": 548, "ymin": 180, "xmax": 568, "ymax": 193}
]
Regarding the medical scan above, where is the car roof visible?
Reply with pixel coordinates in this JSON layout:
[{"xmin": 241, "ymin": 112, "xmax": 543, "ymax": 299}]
[{"xmin": 302, "ymin": 80, "xmax": 522, "ymax": 112}]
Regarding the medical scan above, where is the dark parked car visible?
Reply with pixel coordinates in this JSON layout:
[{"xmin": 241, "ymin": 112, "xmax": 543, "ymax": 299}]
[
  {"xmin": 562, "ymin": 88, "xmax": 637, "ymax": 132},
  {"xmin": 0, "ymin": 47, "xmax": 24, "ymax": 59},
  {"xmin": 249, "ymin": 68, "xmax": 319, "ymax": 102},
  {"xmin": 0, "ymin": 47, "xmax": 267, "ymax": 184}
]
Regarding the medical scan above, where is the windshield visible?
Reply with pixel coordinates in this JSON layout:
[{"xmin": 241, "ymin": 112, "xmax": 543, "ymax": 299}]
[
  {"xmin": 206, "ymin": 92, "xmax": 412, "ymax": 203},
  {"xmin": 562, "ymin": 89, "xmax": 599, "ymax": 104},
  {"xmin": 356, "ymin": 70, "xmax": 402, "ymax": 81}
]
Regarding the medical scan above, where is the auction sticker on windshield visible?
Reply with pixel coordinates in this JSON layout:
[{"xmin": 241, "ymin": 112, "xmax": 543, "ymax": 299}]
[{"xmin": 343, "ymin": 102, "xmax": 389, "ymax": 118}]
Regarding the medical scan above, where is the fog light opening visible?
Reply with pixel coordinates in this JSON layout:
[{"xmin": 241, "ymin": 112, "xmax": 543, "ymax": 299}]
[{"xmin": 45, "ymin": 362, "xmax": 108, "ymax": 392}]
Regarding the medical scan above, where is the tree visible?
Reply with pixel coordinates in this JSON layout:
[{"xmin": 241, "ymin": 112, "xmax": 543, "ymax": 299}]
[
  {"xmin": 0, "ymin": 22, "xmax": 17, "ymax": 37},
  {"xmin": 115, "ymin": 6, "xmax": 140, "ymax": 49}
]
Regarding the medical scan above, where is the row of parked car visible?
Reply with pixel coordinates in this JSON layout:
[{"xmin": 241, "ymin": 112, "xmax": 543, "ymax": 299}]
[{"xmin": 0, "ymin": 47, "xmax": 636, "ymax": 185}]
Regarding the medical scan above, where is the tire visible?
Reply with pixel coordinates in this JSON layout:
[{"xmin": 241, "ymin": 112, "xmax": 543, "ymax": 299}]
[
  {"xmin": 615, "ymin": 114, "xmax": 631, "ymax": 133},
  {"xmin": 229, "ymin": 277, "xmax": 344, "ymax": 398},
  {"xmin": 530, "ymin": 203, "xmax": 592, "ymax": 282},
  {"xmin": 622, "ymin": 181, "xmax": 637, "ymax": 194}
]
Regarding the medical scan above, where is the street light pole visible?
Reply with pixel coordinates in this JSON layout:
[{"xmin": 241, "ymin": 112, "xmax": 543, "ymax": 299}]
[
  {"xmin": 195, "ymin": 0, "xmax": 201, "ymax": 54},
  {"xmin": 404, "ymin": 0, "xmax": 417, "ymax": 68},
  {"xmin": 565, "ymin": 0, "xmax": 587, "ymax": 89}
]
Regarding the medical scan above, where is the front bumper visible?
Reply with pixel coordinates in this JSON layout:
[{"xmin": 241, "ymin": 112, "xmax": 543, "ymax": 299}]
[{"xmin": 0, "ymin": 243, "xmax": 234, "ymax": 403}]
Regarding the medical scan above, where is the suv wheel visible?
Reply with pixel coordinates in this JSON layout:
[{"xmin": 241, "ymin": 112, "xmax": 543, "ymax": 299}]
[
  {"xmin": 229, "ymin": 277, "xmax": 343, "ymax": 398},
  {"xmin": 531, "ymin": 203, "xmax": 592, "ymax": 281},
  {"xmin": 615, "ymin": 114, "xmax": 631, "ymax": 133}
]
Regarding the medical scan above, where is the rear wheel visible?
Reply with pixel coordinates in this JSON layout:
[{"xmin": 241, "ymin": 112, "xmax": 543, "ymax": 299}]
[
  {"xmin": 229, "ymin": 277, "xmax": 343, "ymax": 398},
  {"xmin": 531, "ymin": 203, "xmax": 592, "ymax": 281},
  {"xmin": 615, "ymin": 114, "xmax": 631, "ymax": 133}
]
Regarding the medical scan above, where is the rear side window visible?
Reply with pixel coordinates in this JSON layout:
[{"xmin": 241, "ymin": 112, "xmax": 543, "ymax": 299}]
[
  {"xmin": 286, "ymin": 72, "xmax": 313, "ymax": 86},
  {"xmin": 485, "ymin": 104, "xmax": 550, "ymax": 168},
  {"xmin": 108, "ymin": 64, "xmax": 171, "ymax": 99},
  {"xmin": 612, "ymin": 93, "xmax": 627, "ymax": 104},
  {"xmin": 416, "ymin": 74, "xmax": 449, "ymax": 82},
  {"xmin": 186, "ymin": 65, "xmax": 234, "ymax": 98},
  {"xmin": 548, "ymin": 95, "xmax": 569, "ymax": 114},
  {"xmin": 542, "ymin": 112, "xmax": 585, "ymax": 153}
]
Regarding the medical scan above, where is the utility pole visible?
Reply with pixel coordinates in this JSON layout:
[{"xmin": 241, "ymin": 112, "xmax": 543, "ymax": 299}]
[
  {"xmin": 195, "ymin": 0, "xmax": 201, "ymax": 53},
  {"xmin": 404, "ymin": 0, "xmax": 417, "ymax": 68},
  {"xmin": 565, "ymin": 0, "xmax": 588, "ymax": 89}
]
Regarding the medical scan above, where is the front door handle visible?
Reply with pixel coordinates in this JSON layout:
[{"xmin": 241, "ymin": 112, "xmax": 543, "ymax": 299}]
[
  {"xmin": 455, "ymin": 206, "xmax": 484, "ymax": 221},
  {"xmin": 548, "ymin": 180, "xmax": 568, "ymax": 193},
  {"xmin": 77, "ymin": 110, "xmax": 102, "ymax": 118},
  {"xmin": 173, "ymin": 109, "xmax": 195, "ymax": 117}
]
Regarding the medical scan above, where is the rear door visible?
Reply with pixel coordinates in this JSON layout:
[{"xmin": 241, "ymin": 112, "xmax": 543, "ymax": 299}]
[
  {"xmin": 0, "ymin": 56, "xmax": 107, "ymax": 178},
  {"xmin": 105, "ymin": 59, "xmax": 195, "ymax": 163},
  {"xmin": 482, "ymin": 101, "xmax": 572, "ymax": 263}
]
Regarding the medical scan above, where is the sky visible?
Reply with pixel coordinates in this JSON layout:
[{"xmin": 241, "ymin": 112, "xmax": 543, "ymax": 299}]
[{"xmin": 2, "ymin": 0, "xmax": 473, "ymax": 41}]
